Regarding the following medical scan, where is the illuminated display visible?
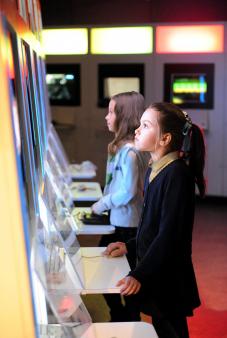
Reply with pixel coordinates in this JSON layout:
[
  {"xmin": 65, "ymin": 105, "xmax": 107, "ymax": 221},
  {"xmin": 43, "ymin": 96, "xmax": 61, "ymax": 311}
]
[
  {"xmin": 173, "ymin": 77, "xmax": 207, "ymax": 94},
  {"xmin": 164, "ymin": 64, "xmax": 214, "ymax": 109},
  {"xmin": 46, "ymin": 64, "xmax": 80, "ymax": 106},
  {"xmin": 91, "ymin": 27, "xmax": 153, "ymax": 54},
  {"xmin": 42, "ymin": 29, "xmax": 88, "ymax": 55},
  {"xmin": 156, "ymin": 25, "xmax": 224, "ymax": 53},
  {"xmin": 104, "ymin": 77, "xmax": 140, "ymax": 98},
  {"xmin": 98, "ymin": 64, "xmax": 144, "ymax": 107},
  {"xmin": 172, "ymin": 75, "xmax": 207, "ymax": 105}
]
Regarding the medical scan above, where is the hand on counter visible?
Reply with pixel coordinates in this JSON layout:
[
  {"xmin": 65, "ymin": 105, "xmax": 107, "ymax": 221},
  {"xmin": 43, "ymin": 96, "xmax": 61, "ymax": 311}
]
[
  {"xmin": 117, "ymin": 276, "xmax": 141, "ymax": 296},
  {"xmin": 103, "ymin": 241, "xmax": 127, "ymax": 257}
]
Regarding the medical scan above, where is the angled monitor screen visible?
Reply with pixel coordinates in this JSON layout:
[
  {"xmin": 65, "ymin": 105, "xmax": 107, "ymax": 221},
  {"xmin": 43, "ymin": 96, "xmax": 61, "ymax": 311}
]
[{"xmin": 46, "ymin": 64, "xmax": 80, "ymax": 106}]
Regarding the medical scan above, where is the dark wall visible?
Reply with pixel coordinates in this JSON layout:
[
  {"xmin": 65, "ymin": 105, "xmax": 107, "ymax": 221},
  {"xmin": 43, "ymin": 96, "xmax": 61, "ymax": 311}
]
[{"xmin": 40, "ymin": 0, "xmax": 227, "ymax": 27}]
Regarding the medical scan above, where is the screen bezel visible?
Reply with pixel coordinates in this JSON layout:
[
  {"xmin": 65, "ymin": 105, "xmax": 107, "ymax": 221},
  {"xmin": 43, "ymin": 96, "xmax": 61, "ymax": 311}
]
[
  {"xmin": 164, "ymin": 63, "xmax": 214, "ymax": 109},
  {"xmin": 98, "ymin": 63, "xmax": 144, "ymax": 107},
  {"xmin": 46, "ymin": 63, "xmax": 81, "ymax": 106}
]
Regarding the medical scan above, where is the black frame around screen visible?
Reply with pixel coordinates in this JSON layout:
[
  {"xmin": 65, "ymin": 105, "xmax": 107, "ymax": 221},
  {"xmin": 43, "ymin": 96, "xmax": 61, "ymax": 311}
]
[
  {"xmin": 164, "ymin": 63, "xmax": 214, "ymax": 109},
  {"xmin": 98, "ymin": 63, "xmax": 144, "ymax": 107},
  {"xmin": 46, "ymin": 63, "xmax": 81, "ymax": 106}
]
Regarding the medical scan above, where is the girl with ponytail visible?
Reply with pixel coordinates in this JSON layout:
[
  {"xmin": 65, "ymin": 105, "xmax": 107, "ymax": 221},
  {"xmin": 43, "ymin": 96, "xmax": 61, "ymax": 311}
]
[{"xmin": 104, "ymin": 102, "xmax": 206, "ymax": 338}]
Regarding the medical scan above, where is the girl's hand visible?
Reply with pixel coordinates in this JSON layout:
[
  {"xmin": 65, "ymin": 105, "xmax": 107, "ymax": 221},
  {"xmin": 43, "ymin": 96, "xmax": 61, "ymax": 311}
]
[
  {"xmin": 117, "ymin": 276, "xmax": 141, "ymax": 295},
  {"xmin": 91, "ymin": 201, "xmax": 103, "ymax": 215},
  {"xmin": 103, "ymin": 242, "xmax": 127, "ymax": 257}
]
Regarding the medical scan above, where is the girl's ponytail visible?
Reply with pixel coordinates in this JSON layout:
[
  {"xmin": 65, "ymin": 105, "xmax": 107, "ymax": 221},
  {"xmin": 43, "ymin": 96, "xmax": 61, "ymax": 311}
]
[{"xmin": 188, "ymin": 124, "xmax": 206, "ymax": 198}]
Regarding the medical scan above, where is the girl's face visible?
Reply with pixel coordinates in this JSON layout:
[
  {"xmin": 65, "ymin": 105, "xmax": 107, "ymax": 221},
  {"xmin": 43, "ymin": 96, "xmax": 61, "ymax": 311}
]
[
  {"xmin": 135, "ymin": 108, "xmax": 161, "ymax": 153},
  {"xmin": 105, "ymin": 99, "xmax": 117, "ymax": 133}
]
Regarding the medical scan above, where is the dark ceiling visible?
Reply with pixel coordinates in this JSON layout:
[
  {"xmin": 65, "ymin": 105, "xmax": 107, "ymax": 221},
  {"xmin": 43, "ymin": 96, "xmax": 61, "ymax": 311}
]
[{"xmin": 40, "ymin": 0, "xmax": 227, "ymax": 27}]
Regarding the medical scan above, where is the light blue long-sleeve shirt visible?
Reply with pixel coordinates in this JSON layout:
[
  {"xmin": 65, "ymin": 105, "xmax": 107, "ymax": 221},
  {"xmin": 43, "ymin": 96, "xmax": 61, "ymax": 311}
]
[{"xmin": 94, "ymin": 143, "xmax": 149, "ymax": 227}]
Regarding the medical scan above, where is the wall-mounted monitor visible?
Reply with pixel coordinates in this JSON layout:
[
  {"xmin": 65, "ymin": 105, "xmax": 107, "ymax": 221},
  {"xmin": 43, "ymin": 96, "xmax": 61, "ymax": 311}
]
[
  {"xmin": 164, "ymin": 63, "xmax": 214, "ymax": 109},
  {"xmin": 46, "ymin": 64, "xmax": 80, "ymax": 106},
  {"xmin": 98, "ymin": 64, "xmax": 144, "ymax": 107}
]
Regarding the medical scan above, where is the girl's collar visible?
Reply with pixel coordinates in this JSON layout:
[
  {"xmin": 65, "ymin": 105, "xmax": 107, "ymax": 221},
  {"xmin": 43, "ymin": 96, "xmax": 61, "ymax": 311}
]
[{"xmin": 149, "ymin": 151, "xmax": 179, "ymax": 183}]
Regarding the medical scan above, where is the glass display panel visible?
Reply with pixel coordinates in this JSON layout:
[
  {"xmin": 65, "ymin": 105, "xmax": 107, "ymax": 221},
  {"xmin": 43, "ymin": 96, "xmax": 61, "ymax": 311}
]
[
  {"xmin": 49, "ymin": 146, "xmax": 71, "ymax": 186},
  {"xmin": 46, "ymin": 64, "xmax": 81, "ymax": 106},
  {"xmin": 43, "ymin": 172, "xmax": 80, "ymax": 234},
  {"xmin": 98, "ymin": 64, "xmax": 144, "ymax": 107},
  {"xmin": 45, "ymin": 150, "xmax": 74, "ymax": 209},
  {"xmin": 33, "ymin": 217, "xmax": 92, "ymax": 338},
  {"xmin": 48, "ymin": 125, "xmax": 72, "ymax": 185},
  {"xmin": 35, "ymin": 218, "xmax": 81, "ymax": 291},
  {"xmin": 38, "ymin": 196, "xmax": 87, "ymax": 299},
  {"xmin": 164, "ymin": 63, "xmax": 214, "ymax": 109},
  {"xmin": 49, "ymin": 124, "xmax": 69, "ymax": 166},
  {"xmin": 47, "ymin": 124, "xmax": 97, "ymax": 180},
  {"xmin": 38, "ymin": 197, "xmax": 84, "ymax": 288}
]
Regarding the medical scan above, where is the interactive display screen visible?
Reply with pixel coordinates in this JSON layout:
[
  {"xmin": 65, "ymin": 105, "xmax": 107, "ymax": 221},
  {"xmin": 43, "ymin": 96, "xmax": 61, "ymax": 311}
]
[
  {"xmin": 104, "ymin": 77, "xmax": 140, "ymax": 98},
  {"xmin": 98, "ymin": 64, "xmax": 144, "ymax": 107},
  {"xmin": 46, "ymin": 64, "xmax": 80, "ymax": 106},
  {"xmin": 172, "ymin": 74, "xmax": 207, "ymax": 105},
  {"xmin": 164, "ymin": 64, "xmax": 214, "ymax": 109}
]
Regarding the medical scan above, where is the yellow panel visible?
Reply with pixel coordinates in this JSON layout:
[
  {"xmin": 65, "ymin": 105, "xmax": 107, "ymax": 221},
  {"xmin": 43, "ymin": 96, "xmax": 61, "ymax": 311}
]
[
  {"xmin": 91, "ymin": 26, "xmax": 153, "ymax": 54},
  {"xmin": 0, "ymin": 22, "xmax": 36, "ymax": 338},
  {"xmin": 156, "ymin": 25, "xmax": 224, "ymax": 53},
  {"xmin": 42, "ymin": 28, "xmax": 88, "ymax": 55}
]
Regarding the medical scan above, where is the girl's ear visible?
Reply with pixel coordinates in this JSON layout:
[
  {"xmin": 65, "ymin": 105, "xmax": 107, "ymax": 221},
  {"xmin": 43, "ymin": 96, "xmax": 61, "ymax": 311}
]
[{"xmin": 160, "ymin": 133, "xmax": 172, "ymax": 146}]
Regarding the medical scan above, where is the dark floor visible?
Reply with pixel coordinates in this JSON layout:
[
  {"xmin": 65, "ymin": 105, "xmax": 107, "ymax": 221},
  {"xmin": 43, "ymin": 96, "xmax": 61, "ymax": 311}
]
[{"xmin": 188, "ymin": 197, "xmax": 227, "ymax": 338}]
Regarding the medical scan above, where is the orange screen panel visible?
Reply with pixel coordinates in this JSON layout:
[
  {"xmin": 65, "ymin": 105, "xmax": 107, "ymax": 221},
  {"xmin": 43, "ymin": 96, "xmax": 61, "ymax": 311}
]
[{"xmin": 156, "ymin": 25, "xmax": 224, "ymax": 53}]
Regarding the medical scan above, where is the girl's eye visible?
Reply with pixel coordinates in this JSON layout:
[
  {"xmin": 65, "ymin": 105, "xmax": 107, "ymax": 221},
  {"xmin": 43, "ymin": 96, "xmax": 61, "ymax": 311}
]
[{"xmin": 143, "ymin": 123, "xmax": 148, "ymax": 128}]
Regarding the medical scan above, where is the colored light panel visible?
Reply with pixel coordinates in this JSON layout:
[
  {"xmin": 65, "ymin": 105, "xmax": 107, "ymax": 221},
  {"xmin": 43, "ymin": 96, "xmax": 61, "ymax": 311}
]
[
  {"xmin": 156, "ymin": 25, "xmax": 224, "ymax": 53},
  {"xmin": 42, "ymin": 29, "xmax": 88, "ymax": 55},
  {"xmin": 91, "ymin": 27, "xmax": 153, "ymax": 54},
  {"xmin": 173, "ymin": 79, "xmax": 207, "ymax": 93},
  {"xmin": 171, "ymin": 75, "xmax": 207, "ymax": 105}
]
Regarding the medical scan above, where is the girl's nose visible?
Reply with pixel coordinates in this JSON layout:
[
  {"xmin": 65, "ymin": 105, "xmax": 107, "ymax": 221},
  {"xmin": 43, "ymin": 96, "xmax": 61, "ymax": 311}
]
[{"xmin": 135, "ymin": 127, "xmax": 139, "ymax": 134}]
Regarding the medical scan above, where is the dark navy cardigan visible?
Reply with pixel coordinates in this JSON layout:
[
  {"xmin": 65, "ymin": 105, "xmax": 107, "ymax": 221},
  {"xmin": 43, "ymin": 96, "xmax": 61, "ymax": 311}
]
[{"xmin": 127, "ymin": 159, "xmax": 201, "ymax": 316}]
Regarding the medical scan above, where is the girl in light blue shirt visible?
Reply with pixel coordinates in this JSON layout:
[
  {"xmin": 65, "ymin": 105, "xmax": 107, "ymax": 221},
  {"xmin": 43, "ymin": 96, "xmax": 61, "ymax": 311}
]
[
  {"xmin": 92, "ymin": 91, "xmax": 148, "ymax": 228},
  {"xmin": 91, "ymin": 91, "xmax": 149, "ymax": 322}
]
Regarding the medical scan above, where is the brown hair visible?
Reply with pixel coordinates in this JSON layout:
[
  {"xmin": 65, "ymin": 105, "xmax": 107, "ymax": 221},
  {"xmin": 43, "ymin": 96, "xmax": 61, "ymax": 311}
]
[
  {"xmin": 150, "ymin": 102, "xmax": 206, "ymax": 197},
  {"xmin": 108, "ymin": 91, "xmax": 145, "ymax": 155}
]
